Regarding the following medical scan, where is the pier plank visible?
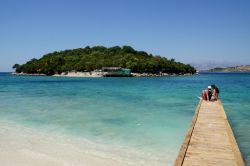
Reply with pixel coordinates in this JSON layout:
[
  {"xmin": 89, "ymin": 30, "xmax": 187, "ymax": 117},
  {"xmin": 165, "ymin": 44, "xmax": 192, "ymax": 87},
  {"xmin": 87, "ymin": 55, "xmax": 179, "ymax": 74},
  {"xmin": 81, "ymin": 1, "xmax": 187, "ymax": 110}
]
[{"xmin": 174, "ymin": 100, "xmax": 245, "ymax": 166}]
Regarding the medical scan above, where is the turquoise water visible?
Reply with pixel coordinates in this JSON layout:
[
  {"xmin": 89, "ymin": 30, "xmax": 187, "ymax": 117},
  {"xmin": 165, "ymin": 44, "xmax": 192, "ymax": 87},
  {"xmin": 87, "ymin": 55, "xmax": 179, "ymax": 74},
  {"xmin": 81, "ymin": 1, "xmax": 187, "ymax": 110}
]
[{"xmin": 0, "ymin": 73, "xmax": 249, "ymax": 164}]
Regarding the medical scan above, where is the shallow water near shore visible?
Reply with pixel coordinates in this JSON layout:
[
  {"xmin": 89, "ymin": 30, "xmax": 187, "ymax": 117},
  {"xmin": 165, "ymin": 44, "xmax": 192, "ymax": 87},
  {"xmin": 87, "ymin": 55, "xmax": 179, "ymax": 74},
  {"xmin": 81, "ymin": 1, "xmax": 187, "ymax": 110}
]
[{"xmin": 0, "ymin": 72, "xmax": 250, "ymax": 165}]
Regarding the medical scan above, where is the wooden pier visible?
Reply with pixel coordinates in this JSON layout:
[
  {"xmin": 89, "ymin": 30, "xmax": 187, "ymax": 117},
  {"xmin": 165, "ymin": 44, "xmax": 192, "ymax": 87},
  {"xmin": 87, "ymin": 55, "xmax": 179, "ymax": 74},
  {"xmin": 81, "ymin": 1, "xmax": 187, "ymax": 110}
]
[{"xmin": 174, "ymin": 100, "xmax": 245, "ymax": 166}]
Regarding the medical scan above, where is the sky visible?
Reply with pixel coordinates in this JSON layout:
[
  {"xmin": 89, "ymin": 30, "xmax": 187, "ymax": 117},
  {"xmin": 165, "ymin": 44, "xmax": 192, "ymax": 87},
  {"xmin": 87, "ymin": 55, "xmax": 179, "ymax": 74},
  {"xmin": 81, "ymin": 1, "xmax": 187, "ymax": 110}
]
[{"xmin": 0, "ymin": 0, "xmax": 250, "ymax": 71}]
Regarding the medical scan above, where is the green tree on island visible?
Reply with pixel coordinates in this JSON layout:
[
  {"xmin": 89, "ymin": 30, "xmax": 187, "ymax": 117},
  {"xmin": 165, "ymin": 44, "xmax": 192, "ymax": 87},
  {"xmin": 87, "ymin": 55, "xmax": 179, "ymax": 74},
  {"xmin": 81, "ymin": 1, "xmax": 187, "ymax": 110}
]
[{"xmin": 13, "ymin": 46, "xmax": 196, "ymax": 75}]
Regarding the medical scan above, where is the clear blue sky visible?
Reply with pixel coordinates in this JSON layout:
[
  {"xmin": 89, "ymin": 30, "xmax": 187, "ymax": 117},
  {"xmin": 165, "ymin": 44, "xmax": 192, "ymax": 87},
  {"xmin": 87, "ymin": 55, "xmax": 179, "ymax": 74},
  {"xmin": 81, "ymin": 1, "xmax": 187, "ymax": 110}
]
[{"xmin": 1, "ymin": 0, "xmax": 250, "ymax": 71}]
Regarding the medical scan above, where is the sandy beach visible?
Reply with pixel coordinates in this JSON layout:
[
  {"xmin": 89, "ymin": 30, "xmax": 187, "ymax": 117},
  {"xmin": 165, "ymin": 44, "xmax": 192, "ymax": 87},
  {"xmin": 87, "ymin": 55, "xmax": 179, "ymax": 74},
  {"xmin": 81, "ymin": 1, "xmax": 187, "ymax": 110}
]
[
  {"xmin": 0, "ymin": 120, "xmax": 171, "ymax": 166},
  {"xmin": 53, "ymin": 71, "xmax": 104, "ymax": 77}
]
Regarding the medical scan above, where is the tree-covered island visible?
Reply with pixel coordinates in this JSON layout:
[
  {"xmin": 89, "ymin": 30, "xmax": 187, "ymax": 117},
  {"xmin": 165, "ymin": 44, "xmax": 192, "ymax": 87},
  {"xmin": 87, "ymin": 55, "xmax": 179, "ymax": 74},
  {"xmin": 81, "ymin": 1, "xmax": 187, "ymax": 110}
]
[{"xmin": 13, "ymin": 46, "xmax": 196, "ymax": 76}]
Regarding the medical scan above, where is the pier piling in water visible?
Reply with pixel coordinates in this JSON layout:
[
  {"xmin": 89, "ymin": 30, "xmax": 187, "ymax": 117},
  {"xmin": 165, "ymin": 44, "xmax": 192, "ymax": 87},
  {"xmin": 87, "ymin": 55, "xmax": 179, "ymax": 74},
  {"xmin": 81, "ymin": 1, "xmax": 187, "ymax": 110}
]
[{"xmin": 174, "ymin": 100, "xmax": 245, "ymax": 166}]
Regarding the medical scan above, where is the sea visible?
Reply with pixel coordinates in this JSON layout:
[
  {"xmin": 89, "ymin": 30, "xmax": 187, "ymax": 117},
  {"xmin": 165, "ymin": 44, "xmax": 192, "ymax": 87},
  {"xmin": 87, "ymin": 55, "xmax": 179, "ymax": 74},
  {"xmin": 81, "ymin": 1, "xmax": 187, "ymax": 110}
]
[{"xmin": 0, "ymin": 72, "xmax": 249, "ymax": 165}]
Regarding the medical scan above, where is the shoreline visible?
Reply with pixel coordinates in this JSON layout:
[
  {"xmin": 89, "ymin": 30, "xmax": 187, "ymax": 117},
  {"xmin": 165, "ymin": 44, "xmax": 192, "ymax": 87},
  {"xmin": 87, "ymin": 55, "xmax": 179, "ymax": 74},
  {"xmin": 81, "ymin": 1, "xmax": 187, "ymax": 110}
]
[
  {"xmin": 12, "ymin": 71, "xmax": 195, "ymax": 78},
  {"xmin": 0, "ymin": 119, "xmax": 173, "ymax": 166}
]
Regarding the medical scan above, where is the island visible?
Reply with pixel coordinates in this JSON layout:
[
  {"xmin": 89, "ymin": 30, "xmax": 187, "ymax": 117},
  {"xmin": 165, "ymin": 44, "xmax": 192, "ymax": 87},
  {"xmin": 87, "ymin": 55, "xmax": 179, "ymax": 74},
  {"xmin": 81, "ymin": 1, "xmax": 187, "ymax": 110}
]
[
  {"xmin": 208, "ymin": 65, "xmax": 250, "ymax": 72},
  {"xmin": 13, "ymin": 46, "xmax": 196, "ymax": 77}
]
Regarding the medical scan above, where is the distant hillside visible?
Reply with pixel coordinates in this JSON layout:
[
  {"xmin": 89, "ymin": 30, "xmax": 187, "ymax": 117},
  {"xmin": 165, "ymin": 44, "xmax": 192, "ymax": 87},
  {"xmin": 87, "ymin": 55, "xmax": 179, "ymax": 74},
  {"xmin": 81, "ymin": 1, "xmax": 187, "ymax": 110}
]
[
  {"xmin": 13, "ymin": 46, "xmax": 196, "ymax": 75},
  {"xmin": 190, "ymin": 62, "xmax": 243, "ymax": 71},
  {"xmin": 208, "ymin": 65, "xmax": 250, "ymax": 72}
]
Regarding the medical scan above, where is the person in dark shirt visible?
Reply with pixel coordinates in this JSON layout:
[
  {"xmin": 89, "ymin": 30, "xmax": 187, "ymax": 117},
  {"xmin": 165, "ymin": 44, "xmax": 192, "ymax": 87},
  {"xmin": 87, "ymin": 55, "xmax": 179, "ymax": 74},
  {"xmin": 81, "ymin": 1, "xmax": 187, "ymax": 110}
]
[{"xmin": 207, "ymin": 86, "xmax": 213, "ymax": 101}]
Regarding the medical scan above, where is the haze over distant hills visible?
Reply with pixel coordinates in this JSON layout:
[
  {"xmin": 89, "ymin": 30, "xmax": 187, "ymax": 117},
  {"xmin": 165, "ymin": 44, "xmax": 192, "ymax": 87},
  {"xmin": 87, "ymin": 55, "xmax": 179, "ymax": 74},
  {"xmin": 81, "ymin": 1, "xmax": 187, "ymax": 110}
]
[
  {"xmin": 208, "ymin": 65, "xmax": 250, "ymax": 72},
  {"xmin": 190, "ymin": 61, "xmax": 247, "ymax": 71}
]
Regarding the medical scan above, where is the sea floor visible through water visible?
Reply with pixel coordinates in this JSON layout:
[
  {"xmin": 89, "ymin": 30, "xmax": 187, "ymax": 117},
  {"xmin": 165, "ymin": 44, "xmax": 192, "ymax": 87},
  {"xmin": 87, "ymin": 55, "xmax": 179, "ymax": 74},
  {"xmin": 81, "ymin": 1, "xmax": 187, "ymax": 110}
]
[{"xmin": 0, "ymin": 72, "xmax": 249, "ymax": 165}]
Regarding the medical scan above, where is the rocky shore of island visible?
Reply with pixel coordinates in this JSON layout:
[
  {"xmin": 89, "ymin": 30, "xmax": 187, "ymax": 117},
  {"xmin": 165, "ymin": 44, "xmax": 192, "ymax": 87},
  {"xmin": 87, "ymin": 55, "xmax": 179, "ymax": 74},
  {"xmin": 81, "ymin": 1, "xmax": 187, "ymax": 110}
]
[{"xmin": 12, "ymin": 71, "xmax": 194, "ymax": 77}]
